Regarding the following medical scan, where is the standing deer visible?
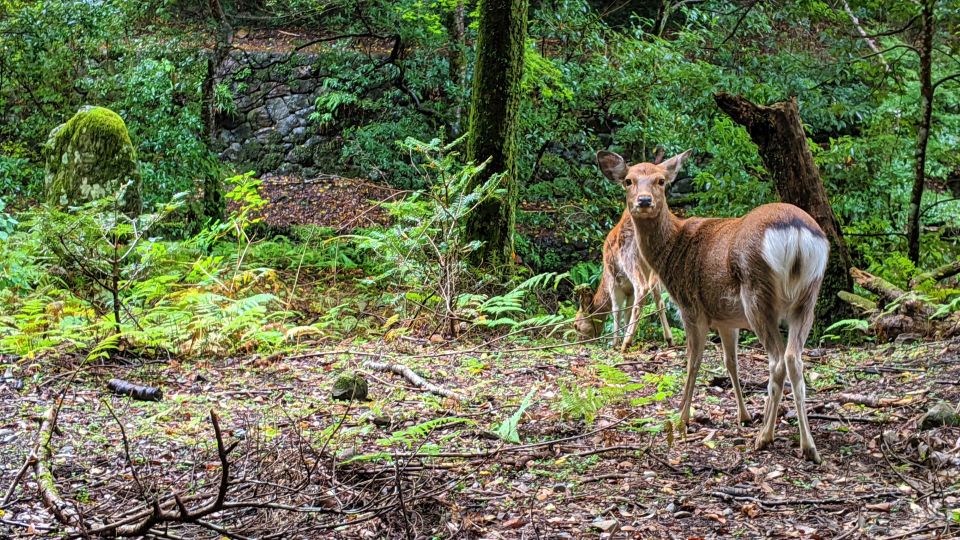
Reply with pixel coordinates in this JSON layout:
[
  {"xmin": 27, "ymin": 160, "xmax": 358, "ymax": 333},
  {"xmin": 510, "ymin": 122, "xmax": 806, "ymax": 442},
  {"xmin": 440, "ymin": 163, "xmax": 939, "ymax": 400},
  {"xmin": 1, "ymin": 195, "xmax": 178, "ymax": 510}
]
[
  {"xmin": 573, "ymin": 213, "xmax": 674, "ymax": 352},
  {"xmin": 597, "ymin": 149, "xmax": 828, "ymax": 463}
]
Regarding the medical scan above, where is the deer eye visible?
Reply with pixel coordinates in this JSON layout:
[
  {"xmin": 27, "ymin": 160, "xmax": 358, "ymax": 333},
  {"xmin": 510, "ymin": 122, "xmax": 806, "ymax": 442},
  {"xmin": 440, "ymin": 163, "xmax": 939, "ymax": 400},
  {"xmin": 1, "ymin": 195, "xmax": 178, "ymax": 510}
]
[
  {"xmin": 624, "ymin": 179, "xmax": 633, "ymax": 187},
  {"xmin": 657, "ymin": 178, "xmax": 665, "ymax": 186}
]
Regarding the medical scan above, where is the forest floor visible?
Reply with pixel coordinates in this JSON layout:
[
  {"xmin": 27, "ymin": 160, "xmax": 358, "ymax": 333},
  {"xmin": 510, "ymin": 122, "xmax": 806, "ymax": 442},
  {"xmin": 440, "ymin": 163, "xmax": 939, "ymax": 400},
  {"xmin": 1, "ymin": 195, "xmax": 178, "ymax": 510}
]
[{"xmin": 2, "ymin": 335, "xmax": 960, "ymax": 539}]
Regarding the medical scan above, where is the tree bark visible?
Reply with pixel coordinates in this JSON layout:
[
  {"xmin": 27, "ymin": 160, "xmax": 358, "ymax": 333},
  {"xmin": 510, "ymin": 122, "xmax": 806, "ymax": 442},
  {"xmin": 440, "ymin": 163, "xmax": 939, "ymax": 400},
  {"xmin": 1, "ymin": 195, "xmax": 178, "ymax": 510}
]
[
  {"xmin": 199, "ymin": 0, "xmax": 232, "ymax": 223},
  {"xmin": 906, "ymin": 0, "xmax": 935, "ymax": 265},
  {"xmin": 714, "ymin": 93, "xmax": 854, "ymax": 326},
  {"xmin": 464, "ymin": 0, "xmax": 528, "ymax": 270},
  {"xmin": 445, "ymin": 1, "xmax": 466, "ymax": 136}
]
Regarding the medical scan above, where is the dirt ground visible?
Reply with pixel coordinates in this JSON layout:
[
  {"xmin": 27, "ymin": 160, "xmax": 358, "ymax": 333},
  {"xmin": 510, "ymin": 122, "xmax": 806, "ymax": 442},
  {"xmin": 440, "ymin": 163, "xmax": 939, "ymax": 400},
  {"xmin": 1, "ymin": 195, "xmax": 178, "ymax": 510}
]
[{"xmin": 2, "ymin": 336, "xmax": 959, "ymax": 539}]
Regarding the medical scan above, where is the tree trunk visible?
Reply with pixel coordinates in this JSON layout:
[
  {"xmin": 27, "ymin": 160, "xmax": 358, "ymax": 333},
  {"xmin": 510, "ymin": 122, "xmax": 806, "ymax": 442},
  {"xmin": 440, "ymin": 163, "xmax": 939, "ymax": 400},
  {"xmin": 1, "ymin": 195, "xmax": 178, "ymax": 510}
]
[
  {"xmin": 445, "ymin": 1, "xmax": 466, "ymax": 136},
  {"xmin": 199, "ymin": 0, "xmax": 232, "ymax": 223},
  {"xmin": 464, "ymin": 0, "xmax": 528, "ymax": 270},
  {"xmin": 906, "ymin": 0, "xmax": 935, "ymax": 265},
  {"xmin": 714, "ymin": 93, "xmax": 854, "ymax": 327}
]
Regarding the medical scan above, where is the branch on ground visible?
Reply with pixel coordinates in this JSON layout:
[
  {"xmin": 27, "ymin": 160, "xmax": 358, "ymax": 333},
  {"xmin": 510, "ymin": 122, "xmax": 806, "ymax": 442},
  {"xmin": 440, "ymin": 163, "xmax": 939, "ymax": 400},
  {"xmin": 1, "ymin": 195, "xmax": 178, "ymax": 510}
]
[{"xmin": 363, "ymin": 360, "xmax": 464, "ymax": 401}]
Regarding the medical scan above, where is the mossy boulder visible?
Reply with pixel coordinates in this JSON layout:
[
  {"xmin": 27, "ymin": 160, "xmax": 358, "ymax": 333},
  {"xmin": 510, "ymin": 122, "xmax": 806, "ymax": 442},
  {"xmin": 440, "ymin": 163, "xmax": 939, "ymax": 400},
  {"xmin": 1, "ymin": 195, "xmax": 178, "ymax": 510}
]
[
  {"xmin": 920, "ymin": 402, "xmax": 960, "ymax": 430},
  {"xmin": 44, "ymin": 106, "xmax": 141, "ymax": 213},
  {"xmin": 331, "ymin": 371, "xmax": 368, "ymax": 401}
]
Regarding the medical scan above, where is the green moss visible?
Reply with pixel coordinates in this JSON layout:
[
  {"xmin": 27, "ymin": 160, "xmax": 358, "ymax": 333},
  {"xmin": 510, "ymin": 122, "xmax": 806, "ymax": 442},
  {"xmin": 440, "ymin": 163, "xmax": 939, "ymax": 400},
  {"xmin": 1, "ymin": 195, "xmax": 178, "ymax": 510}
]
[
  {"xmin": 43, "ymin": 106, "xmax": 141, "ymax": 213},
  {"xmin": 259, "ymin": 152, "xmax": 283, "ymax": 172}
]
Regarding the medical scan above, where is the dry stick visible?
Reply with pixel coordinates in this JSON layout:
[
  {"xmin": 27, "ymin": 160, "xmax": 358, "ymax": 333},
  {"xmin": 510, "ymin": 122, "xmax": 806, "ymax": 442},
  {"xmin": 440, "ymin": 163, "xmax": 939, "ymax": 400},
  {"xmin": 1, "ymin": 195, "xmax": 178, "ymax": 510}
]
[
  {"xmin": 0, "ymin": 455, "xmax": 34, "ymax": 507},
  {"xmin": 362, "ymin": 360, "xmax": 463, "ymax": 401},
  {"xmin": 104, "ymin": 399, "xmax": 148, "ymax": 499},
  {"xmin": 841, "ymin": 0, "xmax": 890, "ymax": 71},
  {"xmin": 708, "ymin": 490, "xmax": 901, "ymax": 508},
  {"xmin": 99, "ymin": 411, "xmax": 238, "ymax": 537}
]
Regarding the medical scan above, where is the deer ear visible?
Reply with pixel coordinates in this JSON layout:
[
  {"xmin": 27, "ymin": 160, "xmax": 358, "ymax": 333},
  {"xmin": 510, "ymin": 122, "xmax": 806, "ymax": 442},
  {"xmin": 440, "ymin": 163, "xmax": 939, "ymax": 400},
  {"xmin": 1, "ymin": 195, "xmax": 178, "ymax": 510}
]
[
  {"xmin": 597, "ymin": 151, "xmax": 627, "ymax": 183},
  {"xmin": 661, "ymin": 149, "xmax": 692, "ymax": 183}
]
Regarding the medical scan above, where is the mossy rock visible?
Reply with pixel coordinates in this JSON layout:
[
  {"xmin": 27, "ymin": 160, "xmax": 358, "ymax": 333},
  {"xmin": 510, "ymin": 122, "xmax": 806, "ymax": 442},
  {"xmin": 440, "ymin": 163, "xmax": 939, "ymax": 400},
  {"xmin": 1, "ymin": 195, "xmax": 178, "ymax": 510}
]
[
  {"xmin": 920, "ymin": 402, "xmax": 960, "ymax": 430},
  {"xmin": 43, "ymin": 106, "xmax": 141, "ymax": 213},
  {"xmin": 332, "ymin": 371, "xmax": 368, "ymax": 401}
]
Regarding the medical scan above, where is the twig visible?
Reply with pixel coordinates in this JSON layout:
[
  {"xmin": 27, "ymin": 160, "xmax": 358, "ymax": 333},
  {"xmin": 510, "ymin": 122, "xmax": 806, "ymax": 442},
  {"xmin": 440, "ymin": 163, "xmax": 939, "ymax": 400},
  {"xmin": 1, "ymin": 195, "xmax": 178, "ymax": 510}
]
[
  {"xmin": 1, "ymin": 455, "xmax": 35, "ymax": 507},
  {"xmin": 104, "ymin": 399, "xmax": 148, "ymax": 499},
  {"xmin": 362, "ymin": 360, "xmax": 463, "ymax": 401}
]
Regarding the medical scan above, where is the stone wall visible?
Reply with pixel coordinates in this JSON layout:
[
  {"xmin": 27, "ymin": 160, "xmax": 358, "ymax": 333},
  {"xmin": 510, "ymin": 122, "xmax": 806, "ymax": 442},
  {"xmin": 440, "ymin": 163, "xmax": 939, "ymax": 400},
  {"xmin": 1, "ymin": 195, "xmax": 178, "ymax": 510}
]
[{"xmin": 215, "ymin": 51, "xmax": 338, "ymax": 177}]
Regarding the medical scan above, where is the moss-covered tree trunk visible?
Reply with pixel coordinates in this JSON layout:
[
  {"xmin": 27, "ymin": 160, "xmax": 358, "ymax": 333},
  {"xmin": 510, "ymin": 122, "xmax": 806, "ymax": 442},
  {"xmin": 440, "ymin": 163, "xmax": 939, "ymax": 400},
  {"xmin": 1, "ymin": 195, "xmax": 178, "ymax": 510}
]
[
  {"xmin": 714, "ymin": 93, "xmax": 853, "ymax": 327},
  {"xmin": 464, "ymin": 0, "xmax": 528, "ymax": 270}
]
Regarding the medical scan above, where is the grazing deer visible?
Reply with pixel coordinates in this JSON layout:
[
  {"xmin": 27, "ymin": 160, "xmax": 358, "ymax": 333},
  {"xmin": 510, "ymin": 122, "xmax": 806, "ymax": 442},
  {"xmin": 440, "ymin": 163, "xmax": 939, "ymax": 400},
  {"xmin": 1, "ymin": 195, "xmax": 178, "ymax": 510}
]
[
  {"xmin": 573, "ymin": 213, "xmax": 674, "ymax": 352},
  {"xmin": 597, "ymin": 149, "xmax": 828, "ymax": 463}
]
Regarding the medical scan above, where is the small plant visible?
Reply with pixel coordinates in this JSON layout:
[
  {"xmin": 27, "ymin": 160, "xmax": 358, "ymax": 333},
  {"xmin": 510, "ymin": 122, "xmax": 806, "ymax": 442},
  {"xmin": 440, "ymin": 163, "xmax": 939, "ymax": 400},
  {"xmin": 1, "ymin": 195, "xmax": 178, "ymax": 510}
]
[
  {"xmin": 820, "ymin": 318, "xmax": 872, "ymax": 344},
  {"xmin": 352, "ymin": 136, "xmax": 503, "ymax": 335},
  {"xmin": 494, "ymin": 388, "xmax": 536, "ymax": 443}
]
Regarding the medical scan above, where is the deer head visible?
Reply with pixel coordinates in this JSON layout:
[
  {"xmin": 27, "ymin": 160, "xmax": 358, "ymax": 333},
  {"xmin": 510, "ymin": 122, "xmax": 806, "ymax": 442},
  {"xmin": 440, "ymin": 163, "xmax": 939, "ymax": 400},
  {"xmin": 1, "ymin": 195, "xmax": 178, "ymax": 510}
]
[
  {"xmin": 573, "ymin": 286, "xmax": 604, "ymax": 339},
  {"xmin": 597, "ymin": 150, "xmax": 692, "ymax": 220}
]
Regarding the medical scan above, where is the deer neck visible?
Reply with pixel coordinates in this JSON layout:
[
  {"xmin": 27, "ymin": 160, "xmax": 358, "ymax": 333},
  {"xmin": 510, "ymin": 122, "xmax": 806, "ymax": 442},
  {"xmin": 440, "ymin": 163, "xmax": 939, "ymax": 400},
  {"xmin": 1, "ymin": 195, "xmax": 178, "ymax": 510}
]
[{"xmin": 630, "ymin": 207, "xmax": 682, "ymax": 275}]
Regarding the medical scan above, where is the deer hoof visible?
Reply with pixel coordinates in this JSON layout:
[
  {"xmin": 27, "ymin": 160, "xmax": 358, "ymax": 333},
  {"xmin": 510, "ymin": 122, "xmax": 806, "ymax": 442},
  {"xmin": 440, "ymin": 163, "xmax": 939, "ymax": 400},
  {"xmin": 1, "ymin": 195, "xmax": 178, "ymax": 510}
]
[
  {"xmin": 737, "ymin": 410, "xmax": 752, "ymax": 426},
  {"xmin": 754, "ymin": 433, "xmax": 773, "ymax": 451},
  {"xmin": 801, "ymin": 446, "xmax": 823, "ymax": 464}
]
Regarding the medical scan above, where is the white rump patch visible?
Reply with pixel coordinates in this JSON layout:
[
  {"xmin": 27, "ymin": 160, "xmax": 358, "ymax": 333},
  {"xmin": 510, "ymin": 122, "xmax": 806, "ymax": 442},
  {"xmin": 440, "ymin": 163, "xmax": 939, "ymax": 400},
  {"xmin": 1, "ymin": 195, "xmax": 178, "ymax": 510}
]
[{"xmin": 761, "ymin": 227, "xmax": 829, "ymax": 301}]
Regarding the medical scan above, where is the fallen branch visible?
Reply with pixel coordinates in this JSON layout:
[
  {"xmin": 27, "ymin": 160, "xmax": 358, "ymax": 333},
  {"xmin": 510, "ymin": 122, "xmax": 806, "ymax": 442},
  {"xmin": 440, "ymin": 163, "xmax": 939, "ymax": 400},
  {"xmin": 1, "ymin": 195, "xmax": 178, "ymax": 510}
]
[
  {"xmin": 835, "ymin": 393, "xmax": 911, "ymax": 408},
  {"xmin": 910, "ymin": 259, "xmax": 960, "ymax": 288},
  {"xmin": 709, "ymin": 489, "xmax": 900, "ymax": 508},
  {"xmin": 32, "ymin": 399, "xmax": 81, "ymax": 526},
  {"xmin": 109, "ymin": 410, "xmax": 235, "ymax": 536},
  {"xmin": 362, "ymin": 361, "xmax": 463, "ymax": 401},
  {"xmin": 107, "ymin": 378, "xmax": 163, "ymax": 401},
  {"xmin": 838, "ymin": 290, "xmax": 877, "ymax": 313},
  {"xmin": 850, "ymin": 267, "xmax": 906, "ymax": 303},
  {"xmin": 808, "ymin": 413, "xmax": 889, "ymax": 424},
  {"xmin": 850, "ymin": 267, "xmax": 935, "ymax": 317}
]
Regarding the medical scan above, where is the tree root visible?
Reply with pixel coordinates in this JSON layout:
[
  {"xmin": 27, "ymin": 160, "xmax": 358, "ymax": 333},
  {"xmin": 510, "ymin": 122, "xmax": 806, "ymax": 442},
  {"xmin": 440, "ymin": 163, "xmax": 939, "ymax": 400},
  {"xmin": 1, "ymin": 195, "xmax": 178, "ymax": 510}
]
[{"xmin": 362, "ymin": 360, "xmax": 463, "ymax": 401}]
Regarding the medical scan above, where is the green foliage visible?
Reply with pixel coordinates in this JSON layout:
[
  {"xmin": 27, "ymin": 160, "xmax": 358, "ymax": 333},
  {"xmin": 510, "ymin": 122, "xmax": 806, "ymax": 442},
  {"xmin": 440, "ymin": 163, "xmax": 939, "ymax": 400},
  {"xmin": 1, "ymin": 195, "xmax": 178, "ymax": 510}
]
[
  {"xmin": 458, "ymin": 271, "xmax": 567, "ymax": 331},
  {"xmin": 494, "ymin": 388, "xmax": 536, "ymax": 443},
  {"xmin": 556, "ymin": 363, "xmax": 676, "ymax": 423},
  {"xmin": 351, "ymin": 136, "xmax": 503, "ymax": 330},
  {"xmin": 0, "ymin": 172, "xmax": 295, "ymax": 360},
  {"xmin": 376, "ymin": 417, "xmax": 474, "ymax": 449},
  {"xmin": 821, "ymin": 318, "xmax": 872, "ymax": 344},
  {"xmin": 0, "ymin": 199, "xmax": 17, "ymax": 241}
]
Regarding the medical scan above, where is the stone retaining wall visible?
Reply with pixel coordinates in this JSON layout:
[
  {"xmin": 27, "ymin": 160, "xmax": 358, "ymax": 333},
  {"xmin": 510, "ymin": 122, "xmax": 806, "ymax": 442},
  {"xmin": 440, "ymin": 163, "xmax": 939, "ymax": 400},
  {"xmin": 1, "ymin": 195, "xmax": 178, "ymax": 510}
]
[{"xmin": 215, "ymin": 51, "xmax": 337, "ymax": 177}]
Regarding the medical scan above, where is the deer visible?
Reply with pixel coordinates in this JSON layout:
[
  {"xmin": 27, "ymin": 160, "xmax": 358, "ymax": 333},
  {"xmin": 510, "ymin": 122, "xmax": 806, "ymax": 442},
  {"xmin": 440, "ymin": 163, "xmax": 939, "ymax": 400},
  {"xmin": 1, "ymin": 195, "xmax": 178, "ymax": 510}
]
[
  {"xmin": 597, "ymin": 149, "xmax": 828, "ymax": 463},
  {"xmin": 573, "ymin": 213, "xmax": 674, "ymax": 352}
]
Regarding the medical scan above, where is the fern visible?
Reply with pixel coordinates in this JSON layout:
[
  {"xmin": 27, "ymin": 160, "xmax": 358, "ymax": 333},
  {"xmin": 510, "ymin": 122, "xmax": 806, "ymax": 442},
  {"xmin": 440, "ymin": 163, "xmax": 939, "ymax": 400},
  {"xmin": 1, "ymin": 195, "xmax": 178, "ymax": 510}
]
[
  {"xmin": 494, "ymin": 389, "xmax": 536, "ymax": 443},
  {"xmin": 376, "ymin": 417, "xmax": 474, "ymax": 449}
]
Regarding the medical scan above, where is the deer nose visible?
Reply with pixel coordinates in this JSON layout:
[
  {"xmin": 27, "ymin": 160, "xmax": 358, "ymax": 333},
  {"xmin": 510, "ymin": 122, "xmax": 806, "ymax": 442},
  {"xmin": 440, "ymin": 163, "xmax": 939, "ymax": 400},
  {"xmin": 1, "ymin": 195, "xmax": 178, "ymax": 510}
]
[{"xmin": 637, "ymin": 195, "xmax": 653, "ymax": 208}]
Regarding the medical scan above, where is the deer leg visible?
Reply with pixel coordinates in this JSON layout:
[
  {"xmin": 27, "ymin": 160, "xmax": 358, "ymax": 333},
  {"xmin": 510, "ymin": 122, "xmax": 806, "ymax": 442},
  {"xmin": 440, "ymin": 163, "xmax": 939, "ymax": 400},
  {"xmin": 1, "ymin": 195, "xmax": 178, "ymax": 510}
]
[
  {"xmin": 678, "ymin": 319, "xmax": 707, "ymax": 428},
  {"xmin": 786, "ymin": 304, "xmax": 821, "ymax": 464},
  {"xmin": 621, "ymin": 287, "xmax": 642, "ymax": 353},
  {"xmin": 609, "ymin": 284, "xmax": 624, "ymax": 348},
  {"xmin": 717, "ymin": 326, "xmax": 750, "ymax": 425},
  {"xmin": 653, "ymin": 284, "xmax": 674, "ymax": 346},
  {"xmin": 751, "ymin": 312, "xmax": 786, "ymax": 452}
]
